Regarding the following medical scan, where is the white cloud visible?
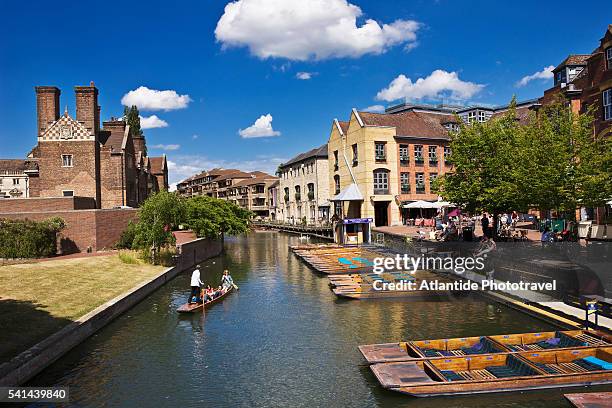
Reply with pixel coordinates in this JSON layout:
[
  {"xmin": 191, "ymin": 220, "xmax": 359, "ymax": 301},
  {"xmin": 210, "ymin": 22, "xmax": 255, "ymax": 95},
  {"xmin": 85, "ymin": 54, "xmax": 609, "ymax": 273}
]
[
  {"xmin": 151, "ymin": 144, "xmax": 181, "ymax": 151},
  {"xmin": 239, "ymin": 114, "xmax": 281, "ymax": 138},
  {"xmin": 192, "ymin": 134, "xmax": 199, "ymax": 140},
  {"xmin": 296, "ymin": 72, "xmax": 315, "ymax": 80},
  {"xmin": 215, "ymin": 0, "xmax": 420, "ymax": 61},
  {"xmin": 139, "ymin": 115, "xmax": 168, "ymax": 129},
  {"xmin": 362, "ymin": 104, "xmax": 385, "ymax": 113},
  {"xmin": 375, "ymin": 70, "xmax": 485, "ymax": 102},
  {"xmin": 167, "ymin": 154, "xmax": 286, "ymax": 189},
  {"xmin": 121, "ymin": 86, "xmax": 192, "ymax": 111},
  {"xmin": 515, "ymin": 65, "xmax": 555, "ymax": 87}
]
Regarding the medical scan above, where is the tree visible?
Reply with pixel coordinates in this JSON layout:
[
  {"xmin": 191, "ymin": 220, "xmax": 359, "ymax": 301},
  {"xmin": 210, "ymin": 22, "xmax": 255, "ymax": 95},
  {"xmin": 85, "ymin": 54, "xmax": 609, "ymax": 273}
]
[
  {"xmin": 184, "ymin": 195, "xmax": 251, "ymax": 238},
  {"xmin": 123, "ymin": 105, "xmax": 146, "ymax": 155},
  {"xmin": 436, "ymin": 101, "xmax": 527, "ymax": 232},
  {"xmin": 133, "ymin": 191, "xmax": 184, "ymax": 253}
]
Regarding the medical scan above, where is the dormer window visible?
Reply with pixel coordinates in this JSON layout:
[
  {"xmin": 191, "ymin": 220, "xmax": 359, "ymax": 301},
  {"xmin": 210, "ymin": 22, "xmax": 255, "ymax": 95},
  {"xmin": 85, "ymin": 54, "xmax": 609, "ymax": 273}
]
[
  {"xmin": 478, "ymin": 111, "xmax": 487, "ymax": 122},
  {"xmin": 443, "ymin": 122, "xmax": 459, "ymax": 132},
  {"xmin": 467, "ymin": 111, "xmax": 476, "ymax": 123},
  {"xmin": 607, "ymin": 47, "xmax": 612, "ymax": 70}
]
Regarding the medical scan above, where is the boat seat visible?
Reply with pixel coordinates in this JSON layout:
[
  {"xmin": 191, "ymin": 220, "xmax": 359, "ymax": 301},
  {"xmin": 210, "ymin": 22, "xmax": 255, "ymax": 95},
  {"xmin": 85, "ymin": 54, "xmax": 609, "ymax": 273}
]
[
  {"xmin": 440, "ymin": 370, "xmax": 463, "ymax": 381},
  {"xmin": 574, "ymin": 334, "xmax": 609, "ymax": 346},
  {"xmin": 575, "ymin": 357, "xmax": 612, "ymax": 371},
  {"xmin": 557, "ymin": 332, "xmax": 588, "ymax": 348},
  {"xmin": 486, "ymin": 355, "xmax": 537, "ymax": 378}
]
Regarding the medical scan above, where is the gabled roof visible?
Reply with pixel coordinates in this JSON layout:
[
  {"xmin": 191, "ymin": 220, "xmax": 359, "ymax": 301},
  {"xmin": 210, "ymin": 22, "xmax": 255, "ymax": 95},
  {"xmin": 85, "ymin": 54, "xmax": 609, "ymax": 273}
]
[
  {"xmin": 338, "ymin": 121, "xmax": 349, "ymax": 134},
  {"xmin": 357, "ymin": 110, "xmax": 452, "ymax": 139},
  {"xmin": 280, "ymin": 144, "xmax": 328, "ymax": 169},
  {"xmin": 150, "ymin": 155, "xmax": 166, "ymax": 174},
  {"xmin": 39, "ymin": 111, "xmax": 93, "ymax": 140},
  {"xmin": 554, "ymin": 54, "xmax": 591, "ymax": 71},
  {"xmin": 214, "ymin": 170, "xmax": 254, "ymax": 182},
  {"xmin": 0, "ymin": 159, "xmax": 37, "ymax": 173}
]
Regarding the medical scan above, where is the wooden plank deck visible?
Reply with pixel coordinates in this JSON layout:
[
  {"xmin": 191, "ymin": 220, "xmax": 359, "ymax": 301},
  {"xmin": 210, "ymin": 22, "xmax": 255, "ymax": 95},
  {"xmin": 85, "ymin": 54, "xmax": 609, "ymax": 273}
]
[
  {"xmin": 370, "ymin": 362, "xmax": 435, "ymax": 389},
  {"xmin": 565, "ymin": 392, "xmax": 612, "ymax": 408}
]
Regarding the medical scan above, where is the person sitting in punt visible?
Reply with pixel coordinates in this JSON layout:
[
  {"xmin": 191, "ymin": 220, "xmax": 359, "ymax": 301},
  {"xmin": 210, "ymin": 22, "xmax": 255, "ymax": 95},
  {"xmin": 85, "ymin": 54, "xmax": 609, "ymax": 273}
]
[
  {"xmin": 203, "ymin": 285, "xmax": 214, "ymax": 302},
  {"xmin": 214, "ymin": 285, "xmax": 224, "ymax": 298},
  {"xmin": 221, "ymin": 269, "xmax": 235, "ymax": 290}
]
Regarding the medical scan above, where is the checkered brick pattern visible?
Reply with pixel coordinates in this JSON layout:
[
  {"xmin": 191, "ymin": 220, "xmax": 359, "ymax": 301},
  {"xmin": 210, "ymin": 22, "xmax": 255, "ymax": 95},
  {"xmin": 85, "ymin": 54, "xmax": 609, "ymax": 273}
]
[{"xmin": 39, "ymin": 113, "xmax": 93, "ymax": 141}]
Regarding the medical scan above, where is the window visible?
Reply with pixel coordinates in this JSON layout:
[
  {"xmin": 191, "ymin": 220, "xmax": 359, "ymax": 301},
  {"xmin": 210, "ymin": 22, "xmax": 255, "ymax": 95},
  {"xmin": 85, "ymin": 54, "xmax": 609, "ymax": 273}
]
[
  {"xmin": 284, "ymin": 187, "xmax": 289, "ymax": 202},
  {"xmin": 430, "ymin": 173, "xmax": 438, "ymax": 191},
  {"xmin": 604, "ymin": 89, "xmax": 612, "ymax": 121},
  {"xmin": 555, "ymin": 69, "xmax": 567, "ymax": 85},
  {"xmin": 307, "ymin": 183, "xmax": 315, "ymax": 201},
  {"xmin": 13, "ymin": 178, "xmax": 19, "ymax": 185},
  {"xmin": 333, "ymin": 150, "xmax": 339, "ymax": 171},
  {"xmin": 415, "ymin": 173, "xmax": 425, "ymax": 193},
  {"xmin": 352, "ymin": 144, "xmax": 358, "ymax": 165},
  {"xmin": 444, "ymin": 146, "xmax": 451, "ymax": 164},
  {"xmin": 399, "ymin": 144, "xmax": 409, "ymax": 164},
  {"xmin": 467, "ymin": 111, "xmax": 476, "ymax": 123},
  {"xmin": 295, "ymin": 185, "xmax": 301, "ymax": 201},
  {"xmin": 62, "ymin": 190, "xmax": 74, "ymax": 197},
  {"xmin": 400, "ymin": 172, "xmax": 410, "ymax": 194},
  {"xmin": 414, "ymin": 145, "xmax": 423, "ymax": 164},
  {"xmin": 375, "ymin": 142, "xmax": 386, "ymax": 161},
  {"xmin": 428, "ymin": 146, "xmax": 438, "ymax": 165},
  {"xmin": 62, "ymin": 154, "xmax": 73, "ymax": 167},
  {"xmin": 478, "ymin": 111, "xmax": 487, "ymax": 122},
  {"xmin": 373, "ymin": 169, "xmax": 389, "ymax": 194},
  {"xmin": 607, "ymin": 47, "xmax": 612, "ymax": 70},
  {"xmin": 334, "ymin": 175, "xmax": 340, "ymax": 194}
]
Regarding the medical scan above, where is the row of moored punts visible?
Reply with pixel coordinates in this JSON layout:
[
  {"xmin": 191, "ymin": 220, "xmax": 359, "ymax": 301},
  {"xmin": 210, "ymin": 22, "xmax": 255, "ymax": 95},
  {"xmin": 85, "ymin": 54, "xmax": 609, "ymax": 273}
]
[{"xmin": 359, "ymin": 329, "xmax": 611, "ymax": 397}]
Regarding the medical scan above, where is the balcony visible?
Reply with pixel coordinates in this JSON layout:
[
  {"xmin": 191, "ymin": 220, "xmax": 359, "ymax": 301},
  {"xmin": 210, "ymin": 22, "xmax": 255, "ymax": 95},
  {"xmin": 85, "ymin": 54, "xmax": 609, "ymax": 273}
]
[{"xmin": 373, "ymin": 188, "xmax": 389, "ymax": 195}]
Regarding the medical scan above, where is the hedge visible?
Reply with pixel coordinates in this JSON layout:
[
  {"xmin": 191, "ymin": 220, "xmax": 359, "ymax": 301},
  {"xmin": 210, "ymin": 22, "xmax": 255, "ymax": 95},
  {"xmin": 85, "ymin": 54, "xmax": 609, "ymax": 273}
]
[{"xmin": 0, "ymin": 217, "xmax": 65, "ymax": 258}]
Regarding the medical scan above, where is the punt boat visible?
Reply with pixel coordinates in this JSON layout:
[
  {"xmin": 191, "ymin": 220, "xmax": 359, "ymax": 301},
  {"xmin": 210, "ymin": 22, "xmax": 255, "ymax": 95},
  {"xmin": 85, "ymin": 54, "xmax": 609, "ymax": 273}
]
[
  {"xmin": 359, "ymin": 330, "xmax": 611, "ymax": 364},
  {"xmin": 370, "ymin": 346, "xmax": 612, "ymax": 397},
  {"xmin": 176, "ymin": 285, "xmax": 233, "ymax": 313}
]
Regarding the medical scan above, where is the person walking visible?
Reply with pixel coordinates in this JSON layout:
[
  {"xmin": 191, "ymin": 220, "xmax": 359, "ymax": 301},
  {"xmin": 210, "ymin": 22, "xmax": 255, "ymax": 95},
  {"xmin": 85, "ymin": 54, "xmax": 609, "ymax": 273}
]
[
  {"xmin": 188, "ymin": 265, "xmax": 204, "ymax": 304},
  {"xmin": 481, "ymin": 213, "xmax": 490, "ymax": 238}
]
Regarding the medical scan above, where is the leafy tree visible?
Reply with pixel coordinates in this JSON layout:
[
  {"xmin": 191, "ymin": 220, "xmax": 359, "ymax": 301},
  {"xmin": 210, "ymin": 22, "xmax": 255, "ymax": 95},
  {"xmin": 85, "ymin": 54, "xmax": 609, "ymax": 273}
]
[
  {"xmin": 123, "ymin": 105, "xmax": 146, "ymax": 154},
  {"xmin": 133, "ymin": 191, "xmax": 184, "ymax": 253},
  {"xmin": 184, "ymin": 195, "xmax": 251, "ymax": 238},
  {"xmin": 436, "ymin": 101, "xmax": 526, "ymax": 233}
]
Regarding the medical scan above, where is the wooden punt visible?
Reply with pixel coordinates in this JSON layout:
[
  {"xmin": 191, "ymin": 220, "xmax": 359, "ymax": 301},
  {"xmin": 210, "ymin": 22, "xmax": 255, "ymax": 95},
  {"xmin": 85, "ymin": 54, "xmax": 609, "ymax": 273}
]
[
  {"xmin": 359, "ymin": 330, "xmax": 611, "ymax": 364},
  {"xmin": 370, "ymin": 346, "xmax": 612, "ymax": 397},
  {"xmin": 290, "ymin": 243, "xmax": 385, "ymax": 275},
  {"xmin": 176, "ymin": 286, "xmax": 233, "ymax": 313}
]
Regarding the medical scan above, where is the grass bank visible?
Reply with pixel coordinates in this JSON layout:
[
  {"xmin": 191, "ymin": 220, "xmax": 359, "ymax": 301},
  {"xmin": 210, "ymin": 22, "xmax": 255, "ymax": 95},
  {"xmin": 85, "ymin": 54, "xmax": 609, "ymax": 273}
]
[{"xmin": 0, "ymin": 253, "xmax": 164, "ymax": 363}]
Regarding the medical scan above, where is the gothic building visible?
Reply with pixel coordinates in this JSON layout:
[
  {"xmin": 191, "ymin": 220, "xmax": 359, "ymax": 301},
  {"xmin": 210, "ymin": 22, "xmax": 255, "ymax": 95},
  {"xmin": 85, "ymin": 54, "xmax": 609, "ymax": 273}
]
[{"xmin": 19, "ymin": 82, "xmax": 168, "ymax": 208}]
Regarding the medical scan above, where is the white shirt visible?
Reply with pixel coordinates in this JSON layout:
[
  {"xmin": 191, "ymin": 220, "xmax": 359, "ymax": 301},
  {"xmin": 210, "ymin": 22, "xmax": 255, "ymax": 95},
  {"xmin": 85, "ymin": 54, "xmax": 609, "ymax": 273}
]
[{"xmin": 190, "ymin": 269, "xmax": 203, "ymax": 287}]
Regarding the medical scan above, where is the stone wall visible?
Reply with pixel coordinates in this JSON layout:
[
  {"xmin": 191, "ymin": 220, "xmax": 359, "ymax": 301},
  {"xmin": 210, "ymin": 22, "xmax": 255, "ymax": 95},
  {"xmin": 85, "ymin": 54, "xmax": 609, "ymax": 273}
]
[{"xmin": 0, "ymin": 196, "xmax": 96, "ymax": 212}]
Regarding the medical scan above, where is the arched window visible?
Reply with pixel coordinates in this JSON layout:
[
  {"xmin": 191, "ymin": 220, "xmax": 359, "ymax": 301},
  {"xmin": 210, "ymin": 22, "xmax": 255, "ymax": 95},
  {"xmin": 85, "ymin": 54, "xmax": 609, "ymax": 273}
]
[{"xmin": 373, "ymin": 169, "xmax": 389, "ymax": 195}]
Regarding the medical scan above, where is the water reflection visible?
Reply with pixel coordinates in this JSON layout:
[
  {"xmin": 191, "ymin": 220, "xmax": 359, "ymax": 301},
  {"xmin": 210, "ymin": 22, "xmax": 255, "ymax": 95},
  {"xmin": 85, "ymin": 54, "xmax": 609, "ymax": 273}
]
[{"xmin": 29, "ymin": 232, "xmax": 608, "ymax": 407}]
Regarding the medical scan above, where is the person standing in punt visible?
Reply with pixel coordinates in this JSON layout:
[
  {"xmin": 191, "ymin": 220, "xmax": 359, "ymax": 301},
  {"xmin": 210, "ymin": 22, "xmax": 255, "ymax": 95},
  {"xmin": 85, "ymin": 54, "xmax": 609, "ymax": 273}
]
[{"xmin": 188, "ymin": 265, "xmax": 204, "ymax": 304}]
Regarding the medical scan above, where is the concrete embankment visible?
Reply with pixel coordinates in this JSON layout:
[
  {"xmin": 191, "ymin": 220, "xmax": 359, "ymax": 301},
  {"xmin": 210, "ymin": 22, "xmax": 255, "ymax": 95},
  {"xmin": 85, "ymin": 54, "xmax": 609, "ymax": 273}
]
[{"xmin": 0, "ymin": 237, "xmax": 222, "ymax": 386}]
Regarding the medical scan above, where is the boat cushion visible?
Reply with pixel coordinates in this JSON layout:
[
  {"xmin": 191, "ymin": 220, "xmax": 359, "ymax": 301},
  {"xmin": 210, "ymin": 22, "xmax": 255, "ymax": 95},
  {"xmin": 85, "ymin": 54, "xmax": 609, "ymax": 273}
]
[
  {"xmin": 582, "ymin": 356, "xmax": 612, "ymax": 370},
  {"xmin": 440, "ymin": 370, "xmax": 463, "ymax": 381}
]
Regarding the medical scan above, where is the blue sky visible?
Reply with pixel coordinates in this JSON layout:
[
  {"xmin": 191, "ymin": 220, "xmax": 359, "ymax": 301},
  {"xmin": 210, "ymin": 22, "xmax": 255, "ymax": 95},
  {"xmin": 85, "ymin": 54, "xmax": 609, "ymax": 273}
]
[{"xmin": 1, "ymin": 0, "xmax": 610, "ymax": 187}]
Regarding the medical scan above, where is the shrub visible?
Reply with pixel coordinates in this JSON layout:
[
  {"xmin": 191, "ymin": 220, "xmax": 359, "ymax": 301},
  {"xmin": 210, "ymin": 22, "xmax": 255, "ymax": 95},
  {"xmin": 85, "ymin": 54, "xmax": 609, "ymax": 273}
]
[
  {"xmin": 0, "ymin": 217, "xmax": 65, "ymax": 259},
  {"xmin": 116, "ymin": 221, "xmax": 137, "ymax": 249},
  {"xmin": 118, "ymin": 251, "xmax": 139, "ymax": 264}
]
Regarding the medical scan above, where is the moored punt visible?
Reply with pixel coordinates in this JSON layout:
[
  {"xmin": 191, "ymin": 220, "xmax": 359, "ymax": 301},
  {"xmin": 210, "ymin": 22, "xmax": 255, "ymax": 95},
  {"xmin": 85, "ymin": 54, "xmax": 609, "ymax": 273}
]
[
  {"xmin": 177, "ymin": 286, "xmax": 233, "ymax": 313},
  {"xmin": 359, "ymin": 330, "xmax": 611, "ymax": 364},
  {"xmin": 290, "ymin": 244, "xmax": 383, "ymax": 275},
  {"xmin": 565, "ymin": 392, "xmax": 612, "ymax": 407},
  {"xmin": 370, "ymin": 347, "xmax": 612, "ymax": 397}
]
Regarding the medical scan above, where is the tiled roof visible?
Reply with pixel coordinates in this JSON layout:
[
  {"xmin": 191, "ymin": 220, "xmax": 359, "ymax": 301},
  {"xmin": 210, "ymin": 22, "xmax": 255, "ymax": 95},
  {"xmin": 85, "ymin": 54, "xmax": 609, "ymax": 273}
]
[
  {"xmin": 554, "ymin": 54, "xmax": 591, "ymax": 71},
  {"xmin": 357, "ymin": 111, "xmax": 452, "ymax": 139},
  {"xmin": 490, "ymin": 105, "xmax": 535, "ymax": 125},
  {"xmin": 338, "ymin": 121, "xmax": 349, "ymax": 134},
  {"xmin": 101, "ymin": 128, "xmax": 126, "ymax": 152},
  {"xmin": 0, "ymin": 159, "xmax": 38, "ymax": 173},
  {"xmin": 214, "ymin": 171, "xmax": 254, "ymax": 182},
  {"xmin": 281, "ymin": 144, "xmax": 328, "ymax": 168}
]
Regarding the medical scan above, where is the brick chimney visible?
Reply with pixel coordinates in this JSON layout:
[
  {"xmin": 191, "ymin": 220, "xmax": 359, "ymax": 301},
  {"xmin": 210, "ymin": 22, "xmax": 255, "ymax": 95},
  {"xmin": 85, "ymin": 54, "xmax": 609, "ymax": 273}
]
[
  {"xmin": 74, "ymin": 81, "xmax": 100, "ymax": 135},
  {"xmin": 35, "ymin": 86, "xmax": 60, "ymax": 136}
]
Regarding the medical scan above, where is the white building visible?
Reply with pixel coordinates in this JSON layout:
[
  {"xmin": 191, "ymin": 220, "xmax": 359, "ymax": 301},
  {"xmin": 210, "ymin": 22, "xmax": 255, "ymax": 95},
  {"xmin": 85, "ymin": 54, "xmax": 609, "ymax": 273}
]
[
  {"xmin": 0, "ymin": 160, "xmax": 36, "ymax": 199},
  {"xmin": 277, "ymin": 145, "xmax": 330, "ymax": 225}
]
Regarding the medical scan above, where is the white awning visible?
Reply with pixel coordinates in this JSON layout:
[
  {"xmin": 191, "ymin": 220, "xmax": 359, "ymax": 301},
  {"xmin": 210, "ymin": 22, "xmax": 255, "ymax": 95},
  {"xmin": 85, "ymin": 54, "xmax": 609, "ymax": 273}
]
[
  {"xmin": 607, "ymin": 200, "xmax": 612, "ymax": 206},
  {"xmin": 432, "ymin": 201, "xmax": 453, "ymax": 209},
  {"xmin": 331, "ymin": 183, "xmax": 364, "ymax": 201},
  {"xmin": 403, "ymin": 200, "xmax": 438, "ymax": 209}
]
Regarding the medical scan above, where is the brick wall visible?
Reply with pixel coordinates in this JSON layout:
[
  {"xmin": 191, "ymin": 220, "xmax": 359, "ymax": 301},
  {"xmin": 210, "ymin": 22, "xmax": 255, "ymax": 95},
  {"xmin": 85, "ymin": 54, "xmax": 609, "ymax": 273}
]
[
  {"xmin": 0, "ymin": 208, "xmax": 137, "ymax": 254},
  {"xmin": 35, "ymin": 141, "xmax": 100, "ymax": 204},
  {"xmin": 0, "ymin": 196, "xmax": 96, "ymax": 212}
]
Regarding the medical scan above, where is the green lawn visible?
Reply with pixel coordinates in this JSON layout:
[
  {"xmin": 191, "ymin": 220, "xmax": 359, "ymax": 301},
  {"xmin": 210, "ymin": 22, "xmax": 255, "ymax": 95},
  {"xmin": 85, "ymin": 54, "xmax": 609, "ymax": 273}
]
[{"xmin": 0, "ymin": 253, "xmax": 165, "ymax": 363}]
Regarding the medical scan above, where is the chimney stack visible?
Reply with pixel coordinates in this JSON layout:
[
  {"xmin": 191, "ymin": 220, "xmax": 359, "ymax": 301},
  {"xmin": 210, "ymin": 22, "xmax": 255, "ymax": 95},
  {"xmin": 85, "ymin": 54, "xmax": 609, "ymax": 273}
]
[
  {"xmin": 35, "ymin": 86, "xmax": 60, "ymax": 136},
  {"xmin": 74, "ymin": 82, "xmax": 100, "ymax": 135}
]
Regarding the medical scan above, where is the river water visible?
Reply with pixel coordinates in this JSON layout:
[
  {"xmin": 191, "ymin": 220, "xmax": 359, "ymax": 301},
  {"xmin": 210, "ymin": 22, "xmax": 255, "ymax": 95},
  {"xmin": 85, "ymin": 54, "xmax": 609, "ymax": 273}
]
[{"xmin": 30, "ymin": 232, "xmax": 610, "ymax": 407}]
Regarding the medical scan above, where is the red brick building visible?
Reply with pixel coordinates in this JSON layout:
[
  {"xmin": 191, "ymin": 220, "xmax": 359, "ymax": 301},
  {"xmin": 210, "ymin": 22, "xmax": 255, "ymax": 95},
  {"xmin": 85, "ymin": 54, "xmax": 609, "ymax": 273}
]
[
  {"xmin": 541, "ymin": 25, "xmax": 612, "ymax": 223},
  {"xmin": 22, "ymin": 82, "xmax": 168, "ymax": 208}
]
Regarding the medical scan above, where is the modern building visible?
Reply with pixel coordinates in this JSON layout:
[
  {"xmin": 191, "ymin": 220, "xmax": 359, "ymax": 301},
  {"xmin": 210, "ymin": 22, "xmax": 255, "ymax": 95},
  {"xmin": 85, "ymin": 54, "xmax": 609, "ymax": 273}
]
[
  {"xmin": 176, "ymin": 168, "xmax": 278, "ymax": 218},
  {"xmin": 0, "ymin": 83, "xmax": 168, "ymax": 209},
  {"xmin": 276, "ymin": 144, "xmax": 330, "ymax": 225}
]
